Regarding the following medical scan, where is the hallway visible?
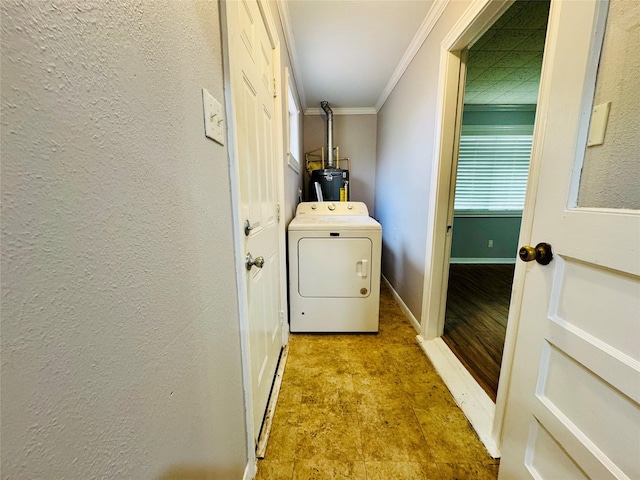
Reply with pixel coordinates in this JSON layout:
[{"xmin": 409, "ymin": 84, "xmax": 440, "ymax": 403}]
[{"xmin": 256, "ymin": 284, "xmax": 499, "ymax": 479}]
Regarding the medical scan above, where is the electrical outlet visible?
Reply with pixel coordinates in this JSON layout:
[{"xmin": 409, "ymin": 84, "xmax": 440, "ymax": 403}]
[
  {"xmin": 488, "ymin": 239, "xmax": 494, "ymax": 248},
  {"xmin": 202, "ymin": 88, "xmax": 225, "ymax": 145}
]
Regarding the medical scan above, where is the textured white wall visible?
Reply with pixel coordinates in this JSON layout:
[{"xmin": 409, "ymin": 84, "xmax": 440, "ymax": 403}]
[
  {"xmin": 578, "ymin": 0, "xmax": 640, "ymax": 209},
  {"xmin": 303, "ymin": 114, "xmax": 378, "ymax": 212},
  {"xmin": 1, "ymin": 1, "xmax": 248, "ymax": 478},
  {"xmin": 374, "ymin": 1, "xmax": 471, "ymax": 321}
]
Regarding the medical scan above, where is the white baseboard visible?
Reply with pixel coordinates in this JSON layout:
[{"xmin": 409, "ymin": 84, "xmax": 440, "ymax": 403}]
[
  {"xmin": 381, "ymin": 275, "xmax": 421, "ymax": 333},
  {"xmin": 450, "ymin": 257, "xmax": 516, "ymax": 264},
  {"xmin": 417, "ymin": 335, "xmax": 501, "ymax": 458}
]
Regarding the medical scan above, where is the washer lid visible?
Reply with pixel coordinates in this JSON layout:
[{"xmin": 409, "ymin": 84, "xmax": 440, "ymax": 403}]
[{"xmin": 288, "ymin": 214, "xmax": 381, "ymax": 231}]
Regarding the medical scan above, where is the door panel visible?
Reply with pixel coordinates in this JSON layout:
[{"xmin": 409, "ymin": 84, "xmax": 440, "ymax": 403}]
[
  {"xmin": 261, "ymin": 106, "xmax": 276, "ymax": 226},
  {"xmin": 537, "ymin": 339, "xmax": 637, "ymax": 476},
  {"xmin": 499, "ymin": 1, "xmax": 640, "ymax": 478},
  {"xmin": 239, "ymin": 0, "xmax": 255, "ymax": 61},
  {"xmin": 552, "ymin": 260, "xmax": 639, "ymax": 363},
  {"xmin": 227, "ymin": 0, "xmax": 283, "ymax": 443},
  {"xmin": 526, "ymin": 420, "xmax": 589, "ymax": 479},
  {"xmin": 238, "ymin": 76, "xmax": 260, "ymax": 231}
]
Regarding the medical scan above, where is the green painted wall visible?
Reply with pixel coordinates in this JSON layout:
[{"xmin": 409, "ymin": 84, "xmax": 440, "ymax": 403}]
[
  {"xmin": 451, "ymin": 106, "xmax": 533, "ymax": 263},
  {"xmin": 450, "ymin": 215, "xmax": 522, "ymax": 261}
]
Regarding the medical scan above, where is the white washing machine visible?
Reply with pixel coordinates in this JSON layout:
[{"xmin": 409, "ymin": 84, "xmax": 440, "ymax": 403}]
[{"xmin": 288, "ymin": 201, "xmax": 382, "ymax": 332}]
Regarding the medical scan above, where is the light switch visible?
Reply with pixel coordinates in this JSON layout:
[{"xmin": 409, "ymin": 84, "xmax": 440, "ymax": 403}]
[
  {"xmin": 587, "ymin": 102, "xmax": 611, "ymax": 147},
  {"xmin": 202, "ymin": 88, "xmax": 225, "ymax": 145}
]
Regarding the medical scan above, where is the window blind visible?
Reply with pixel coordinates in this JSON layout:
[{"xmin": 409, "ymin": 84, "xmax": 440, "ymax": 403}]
[{"xmin": 454, "ymin": 126, "xmax": 533, "ymax": 211}]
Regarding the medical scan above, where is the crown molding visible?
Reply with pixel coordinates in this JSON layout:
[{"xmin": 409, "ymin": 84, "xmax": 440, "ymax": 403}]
[
  {"xmin": 375, "ymin": 0, "xmax": 450, "ymax": 112},
  {"xmin": 304, "ymin": 107, "xmax": 378, "ymax": 116},
  {"xmin": 275, "ymin": 0, "xmax": 308, "ymax": 111}
]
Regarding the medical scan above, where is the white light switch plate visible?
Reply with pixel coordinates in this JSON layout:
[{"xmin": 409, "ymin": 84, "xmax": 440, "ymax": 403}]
[
  {"xmin": 587, "ymin": 102, "xmax": 611, "ymax": 147},
  {"xmin": 202, "ymin": 88, "xmax": 225, "ymax": 145}
]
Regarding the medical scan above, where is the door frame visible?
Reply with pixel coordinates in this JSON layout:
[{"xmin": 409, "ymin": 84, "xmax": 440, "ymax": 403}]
[
  {"xmin": 417, "ymin": 0, "xmax": 550, "ymax": 457},
  {"xmin": 220, "ymin": 1, "xmax": 289, "ymax": 477}
]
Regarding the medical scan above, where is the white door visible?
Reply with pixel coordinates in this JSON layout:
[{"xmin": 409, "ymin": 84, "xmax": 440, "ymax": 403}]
[
  {"xmin": 499, "ymin": 1, "xmax": 640, "ymax": 478},
  {"xmin": 226, "ymin": 0, "xmax": 283, "ymax": 442}
]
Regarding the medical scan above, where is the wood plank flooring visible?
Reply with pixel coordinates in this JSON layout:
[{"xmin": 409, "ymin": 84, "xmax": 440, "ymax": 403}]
[{"xmin": 442, "ymin": 264, "xmax": 515, "ymax": 402}]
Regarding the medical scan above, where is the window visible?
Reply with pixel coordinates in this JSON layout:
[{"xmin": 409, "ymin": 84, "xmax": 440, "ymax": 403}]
[
  {"xmin": 454, "ymin": 125, "xmax": 533, "ymax": 212},
  {"xmin": 285, "ymin": 68, "xmax": 301, "ymax": 173}
]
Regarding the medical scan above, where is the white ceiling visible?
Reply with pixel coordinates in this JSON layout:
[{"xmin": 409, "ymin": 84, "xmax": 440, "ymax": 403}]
[
  {"xmin": 280, "ymin": 0, "xmax": 436, "ymax": 113},
  {"xmin": 279, "ymin": 0, "xmax": 549, "ymax": 114}
]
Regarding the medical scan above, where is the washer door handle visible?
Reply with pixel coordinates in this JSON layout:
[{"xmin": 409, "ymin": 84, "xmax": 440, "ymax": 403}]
[{"xmin": 356, "ymin": 259, "xmax": 369, "ymax": 279}]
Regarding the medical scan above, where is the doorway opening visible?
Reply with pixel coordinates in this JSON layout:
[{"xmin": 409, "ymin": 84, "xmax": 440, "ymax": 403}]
[{"xmin": 442, "ymin": 0, "xmax": 550, "ymax": 403}]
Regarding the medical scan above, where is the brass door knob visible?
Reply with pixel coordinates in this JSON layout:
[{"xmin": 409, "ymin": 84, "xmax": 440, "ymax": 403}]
[{"xmin": 519, "ymin": 242, "xmax": 553, "ymax": 265}]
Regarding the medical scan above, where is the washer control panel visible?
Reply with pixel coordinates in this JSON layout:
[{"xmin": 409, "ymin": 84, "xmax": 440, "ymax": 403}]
[{"xmin": 297, "ymin": 201, "xmax": 369, "ymax": 216}]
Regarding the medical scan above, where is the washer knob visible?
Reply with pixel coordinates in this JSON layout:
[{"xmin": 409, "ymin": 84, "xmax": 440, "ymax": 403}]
[
  {"xmin": 347, "ymin": 204, "xmax": 353, "ymax": 210},
  {"xmin": 328, "ymin": 203, "xmax": 336, "ymax": 211},
  {"xmin": 311, "ymin": 204, "xmax": 317, "ymax": 210}
]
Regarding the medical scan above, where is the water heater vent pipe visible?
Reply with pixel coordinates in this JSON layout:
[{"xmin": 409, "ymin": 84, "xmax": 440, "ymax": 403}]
[{"xmin": 320, "ymin": 101, "xmax": 335, "ymax": 168}]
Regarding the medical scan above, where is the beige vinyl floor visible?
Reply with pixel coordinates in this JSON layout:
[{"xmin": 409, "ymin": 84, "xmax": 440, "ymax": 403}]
[{"xmin": 256, "ymin": 283, "xmax": 500, "ymax": 479}]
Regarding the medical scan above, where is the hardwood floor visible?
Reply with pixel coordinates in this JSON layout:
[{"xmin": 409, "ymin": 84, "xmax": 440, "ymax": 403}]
[{"xmin": 442, "ymin": 263, "xmax": 515, "ymax": 402}]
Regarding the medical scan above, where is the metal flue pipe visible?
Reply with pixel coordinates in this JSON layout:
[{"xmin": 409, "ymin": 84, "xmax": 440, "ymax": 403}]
[{"xmin": 320, "ymin": 101, "xmax": 335, "ymax": 168}]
